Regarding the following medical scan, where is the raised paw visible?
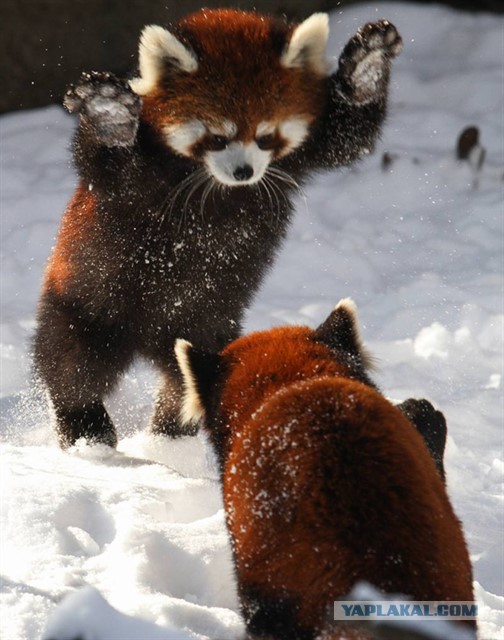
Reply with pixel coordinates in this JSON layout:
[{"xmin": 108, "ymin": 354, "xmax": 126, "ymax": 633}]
[
  {"xmin": 397, "ymin": 398, "xmax": 447, "ymax": 482},
  {"xmin": 337, "ymin": 20, "xmax": 402, "ymax": 104},
  {"xmin": 64, "ymin": 71, "xmax": 141, "ymax": 147}
]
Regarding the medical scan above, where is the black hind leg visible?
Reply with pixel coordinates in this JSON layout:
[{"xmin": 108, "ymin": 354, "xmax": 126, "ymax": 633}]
[
  {"xmin": 397, "ymin": 398, "xmax": 447, "ymax": 482},
  {"xmin": 34, "ymin": 292, "xmax": 133, "ymax": 449},
  {"xmin": 52, "ymin": 402, "xmax": 117, "ymax": 449}
]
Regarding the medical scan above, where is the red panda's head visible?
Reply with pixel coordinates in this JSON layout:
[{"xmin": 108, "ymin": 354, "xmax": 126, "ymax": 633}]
[
  {"xmin": 174, "ymin": 298, "xmax": 375, "ymax": 449},
  {"xmin": 130, "ymin": 9, "xmax": 329, "ymax": 186}
]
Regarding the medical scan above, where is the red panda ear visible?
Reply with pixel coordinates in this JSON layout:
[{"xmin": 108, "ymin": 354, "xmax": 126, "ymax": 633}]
[
  {"xmin": 280, "ymin": 13, "xmax": 329, "ymax": 76},
  {"xmin": 174, "ymin": 339, "xmax": 221, "ymax": 427},
  {"xmin": 130, "ymin": 25, "xmax": 199, "ymax": 95},
  {"xmin": 314, "ymin": 298, "xmax": 374, "ymax": 369}
]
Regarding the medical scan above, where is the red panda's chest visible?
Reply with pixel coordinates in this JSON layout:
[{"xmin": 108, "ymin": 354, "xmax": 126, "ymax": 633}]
[{"xmin": 51, "ymin": 191, "xmax": 282, "ymax": 333}]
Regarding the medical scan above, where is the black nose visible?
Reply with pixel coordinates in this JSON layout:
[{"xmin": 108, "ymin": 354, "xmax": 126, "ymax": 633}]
[{"xmin": 233, "ymin": 165, "xmax": 254, "ymax": 181}]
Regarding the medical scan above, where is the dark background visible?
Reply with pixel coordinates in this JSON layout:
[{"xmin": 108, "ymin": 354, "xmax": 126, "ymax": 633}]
[{"xmin": 1, "ymin": 0, "xmax": 502, "ymax": 113}]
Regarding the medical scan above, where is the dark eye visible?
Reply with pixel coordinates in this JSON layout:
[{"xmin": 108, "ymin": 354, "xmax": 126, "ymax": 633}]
[
  {"xmin": 207, "ymin": 135, "xmax": 229, "ymax": 151},
  {"xmin": 256, "ymin": 134, "xmax": 276, "ymax": 150}
]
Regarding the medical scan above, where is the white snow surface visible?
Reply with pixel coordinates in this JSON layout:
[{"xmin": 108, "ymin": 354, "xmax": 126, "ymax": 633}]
[{"xmin": 1, "ymin": 2, "xmax": 503, "ymax": 639}]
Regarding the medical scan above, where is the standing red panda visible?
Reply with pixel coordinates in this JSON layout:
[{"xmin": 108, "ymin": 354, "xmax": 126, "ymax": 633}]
[
  {"xmin": 34, "ymin": 10, "xmax": 402, "ymax": 449},
  {"xmin": 175, "ymin": 299, "xmax": 475, "ymax": 640}
]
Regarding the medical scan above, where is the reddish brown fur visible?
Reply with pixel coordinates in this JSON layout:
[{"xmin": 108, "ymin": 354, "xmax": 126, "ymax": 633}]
[
  {"xmin": 142, "ymin": 10, "xmax": 325, "ymax": 145},
  {"xmin": 190, "ymin": 322, "xmax": 475, "ymax": 638},
  {"xmin": 36, "ymin": 11, "xmax": 404, "ymax": 449},
  {"xmin": 44, "ymin": 185, "xmax": 97, "ymax": 295}
]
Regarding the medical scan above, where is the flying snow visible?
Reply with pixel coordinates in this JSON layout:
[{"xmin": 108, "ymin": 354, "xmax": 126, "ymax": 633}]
[{"xmin": 1, "ymin": 2, "xmax": 502, "ymax": 639}]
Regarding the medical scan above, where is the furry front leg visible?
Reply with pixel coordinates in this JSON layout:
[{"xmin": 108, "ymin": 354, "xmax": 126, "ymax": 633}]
[
  {"xmin": 296, "ymin": 21, "xmax": 402, "ymax": 171},
  {"xmin": 64, "ymin": 71, "xmax": 141, "ymax": 148}
]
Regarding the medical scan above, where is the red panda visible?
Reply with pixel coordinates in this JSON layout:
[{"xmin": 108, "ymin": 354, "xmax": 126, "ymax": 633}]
[
  {"xmin": 175, "ymin": 299, "xmax": 475, "ymax": 640},
  {"xmin": 34, "ymin": 10, "xmax": 402, "ymax": 449}
]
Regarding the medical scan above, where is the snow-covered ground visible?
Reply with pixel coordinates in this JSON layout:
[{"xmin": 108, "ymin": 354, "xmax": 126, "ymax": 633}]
[{"xmin": 1, "ymin": 2, "xmax": 502, "ymax": 639}]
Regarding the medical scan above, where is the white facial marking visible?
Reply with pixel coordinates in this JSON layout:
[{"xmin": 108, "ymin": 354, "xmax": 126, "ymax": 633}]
[
  {"xmin": 278, "ymin": 118, "xmax": 310, "ymax": 155},
  {"xmin": 205, "ymin": 141, "xmax": 271, "ymax": 186},
  {"xmin": 256, "ymin": 121, "xmax": 276, "ymax": 137},
  {"xmin": 130, "ymin": 25, "xmax": 199, "ymax": 96},
  {"xmin": 164, "ymin": 120, "xmax": 206, "ymax": 156},
  {"xmin": 280, "ymin": 13, "xmax": 329, "ymax": 76},
  {"xmin": 208, "ymin": 120, "xmax": 238, "ymax": 138},
  {"xmin": 174, "ymin": 339, "xmax": 205, "ymax": 426}
]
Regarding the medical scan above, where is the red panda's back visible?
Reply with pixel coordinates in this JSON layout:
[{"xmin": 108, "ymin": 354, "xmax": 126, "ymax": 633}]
[{"xmin": 224, "ymin": 375, "xmax": 473, "ymax": 631}]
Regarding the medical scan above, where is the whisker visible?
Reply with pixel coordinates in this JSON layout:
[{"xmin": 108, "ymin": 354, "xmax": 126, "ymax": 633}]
[
  {"xmin": 182, "ymin": 171, "xmax": 209, "ymax": 215},
  {"xmin": 272, "ymin": 179, "xmax": 290, "ymax": 223},
  {"xmin": 262, "ymin": 176, "xmax": 282, "ymax": 223},
  {"xmin": 160, "ymin": 168, "xmax": 207, "ymax": 233},
  {"xmin": 259, "ymin": 177, "xmax": 275, "ymax": 218},
  {"xmin": 177, "ymin": 172, "xmax": 209, "ymax": 234},
  {"xmin": 267, "ymin": 166, "xmax": 303, "ymax": 192},
  {"xmin": 199, "ymin": 178, "xmax": 215, "ymax": 222},
  {"xmin": 156, "ymin": 175, "xmax": 192, "ymax": 231},
  {"xmin": 150, "ymin": 163, "xmax": 305, "ymax": 241},
  {"xmin": 267, "ymin": 166, "xmax": 308, "ymax": 216}
]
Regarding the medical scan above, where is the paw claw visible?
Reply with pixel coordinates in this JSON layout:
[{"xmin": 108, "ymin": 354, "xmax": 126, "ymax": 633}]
[{"xmin": 356, "ymin": 20, "xmax": 402, "ymax": 58}]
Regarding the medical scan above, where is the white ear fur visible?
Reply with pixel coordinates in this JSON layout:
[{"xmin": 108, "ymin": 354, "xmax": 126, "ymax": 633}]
[
  {"xmin": 334, "ymin": 297, "xmax": 362, "ymax": 347},
  {"xmin": 334, "ymin": 297, "xmax": 358, "ymax": 318},
  {"xmin": 129, "ymin": 25, "xmax": 198, "ymax": 95},
  {"xmin": 174, "ymin": 339, "xmax": 206, "ymax": 426},
  {"xmin": 281, "ymin": 13, "xmax": 329, "ymax": 75},
  {"xmin": 334, "ymin": 298, "xmax": 375, "ymax": 370}
]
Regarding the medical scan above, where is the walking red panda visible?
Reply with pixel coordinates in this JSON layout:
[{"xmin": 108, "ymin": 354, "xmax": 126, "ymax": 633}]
[
  {"xmin": 175, "ymin": 299, "xmax": 475, "ymax": 640},
  {"xmin": 34, "ymin": 9, "xmax": 402, "ymax": 449}
]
